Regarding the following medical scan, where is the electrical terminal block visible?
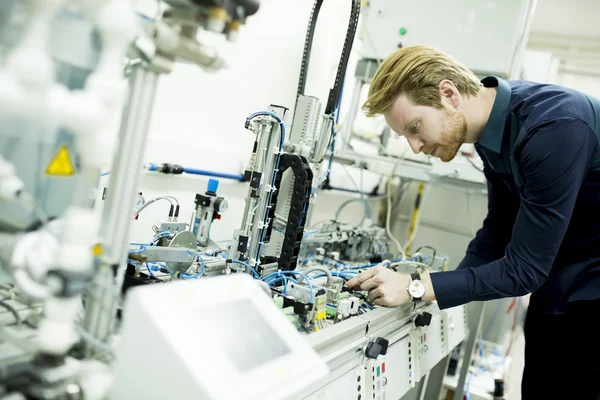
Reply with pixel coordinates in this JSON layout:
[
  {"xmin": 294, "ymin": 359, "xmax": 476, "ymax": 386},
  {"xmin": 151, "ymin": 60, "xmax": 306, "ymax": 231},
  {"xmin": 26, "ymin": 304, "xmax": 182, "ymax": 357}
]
[
  {"xmin": 337, "ymin": 299, "xmax": 351, "ymax": 318},
  {"xmin": 326, "ymin": 278, "xmax": 345, "ymax": 304},
  {"xmin": 312, "ymin": 294, "xmax": 327, "ymax": 326},
  {"xmin": 348, "ymin": 296, "xmax": 360, "ymax": 315}
]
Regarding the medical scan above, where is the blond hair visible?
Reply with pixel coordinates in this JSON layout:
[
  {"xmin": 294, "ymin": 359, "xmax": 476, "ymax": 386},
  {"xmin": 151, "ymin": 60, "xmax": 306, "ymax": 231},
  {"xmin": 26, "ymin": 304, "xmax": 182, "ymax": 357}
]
[{"xmin": 362, "ymin": 46, "xmax": 482, "ymax": 117}]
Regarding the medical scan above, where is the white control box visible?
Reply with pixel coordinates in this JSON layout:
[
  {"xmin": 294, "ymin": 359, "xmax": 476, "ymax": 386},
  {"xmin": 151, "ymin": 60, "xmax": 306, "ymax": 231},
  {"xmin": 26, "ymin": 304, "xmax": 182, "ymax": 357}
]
[
  {"xmin": 111, "ymin": 274, "xmax": 328, "ymax": 400},
  {"xmin": 360, "ymin": 0, "xmax": 534, "ymax": 78}
]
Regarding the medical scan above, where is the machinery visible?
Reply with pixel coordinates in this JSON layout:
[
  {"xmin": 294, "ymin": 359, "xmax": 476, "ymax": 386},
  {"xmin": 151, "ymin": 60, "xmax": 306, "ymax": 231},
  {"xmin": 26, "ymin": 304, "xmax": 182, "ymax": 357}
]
[{"xmin": 0, "ymin": 2, "xmax": 471, "ymax": 400}]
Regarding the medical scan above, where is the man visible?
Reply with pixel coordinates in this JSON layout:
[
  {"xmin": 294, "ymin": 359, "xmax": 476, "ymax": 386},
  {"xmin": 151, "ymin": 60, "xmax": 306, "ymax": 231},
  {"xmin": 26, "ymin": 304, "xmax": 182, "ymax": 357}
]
[{"xmin": 346, "ymin": 45, "xmax": 600, "ymax": 399}]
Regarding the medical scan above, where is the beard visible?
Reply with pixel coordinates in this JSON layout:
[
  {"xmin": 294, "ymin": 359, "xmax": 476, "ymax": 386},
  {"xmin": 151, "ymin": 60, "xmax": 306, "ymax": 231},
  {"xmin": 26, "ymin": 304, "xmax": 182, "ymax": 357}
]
[{"xmin": 436, "ymin": 109, "xmax": 467, "ymax": 162}]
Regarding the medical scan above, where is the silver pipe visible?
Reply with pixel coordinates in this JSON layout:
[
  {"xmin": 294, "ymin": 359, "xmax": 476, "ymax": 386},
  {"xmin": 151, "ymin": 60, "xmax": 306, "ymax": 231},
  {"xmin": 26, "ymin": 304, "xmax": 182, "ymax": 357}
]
[
  {"xmin": 239, "ymin": 124, "xmax": 270, "ymax": 231},
  {"xmin": 246, "ymin": 121, "xmax": 280, "ymax": 266},
  {"xmin": 83, "ymin": 64, "xmax": 160, "ymax": 344},
  {"xmin": 339, "ymin": 78, "xmax": 364, "ymax": 154}
]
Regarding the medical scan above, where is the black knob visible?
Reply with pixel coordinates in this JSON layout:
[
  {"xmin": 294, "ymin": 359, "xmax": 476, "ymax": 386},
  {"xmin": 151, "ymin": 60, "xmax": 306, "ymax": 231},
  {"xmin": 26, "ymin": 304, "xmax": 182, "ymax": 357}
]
[
  {"xmin": 375, "ymin": 337, "xmax": 389, "ymax": 355},
  {"xmin": 365, "ymin": 342, "xmax": 382, "ymax": 359},
  {"xmin": 493, "ymin": 379, "xmax": 505, "ymax": 397},
  {"xmin": 365, "ymin": 337, "xmax": 389, "ymax": 359},
  {"xmin": 415, "ymin": 312, "xmax": 433, "ymax": 327}
]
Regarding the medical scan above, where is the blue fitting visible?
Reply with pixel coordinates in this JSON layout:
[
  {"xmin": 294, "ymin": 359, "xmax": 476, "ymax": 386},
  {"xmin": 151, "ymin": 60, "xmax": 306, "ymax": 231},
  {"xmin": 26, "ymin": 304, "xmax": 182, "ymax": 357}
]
[{"xmin": 207, "ymin": 179, "xmax": 219, "ymax": 194}]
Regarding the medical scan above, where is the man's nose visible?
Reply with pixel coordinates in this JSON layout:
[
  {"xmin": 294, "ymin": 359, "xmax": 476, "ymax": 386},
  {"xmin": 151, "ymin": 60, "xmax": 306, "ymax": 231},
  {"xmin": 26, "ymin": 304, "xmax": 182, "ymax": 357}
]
[{"xmin": 406, "ymin": 136, "xmax": 424, "ymax": 154}]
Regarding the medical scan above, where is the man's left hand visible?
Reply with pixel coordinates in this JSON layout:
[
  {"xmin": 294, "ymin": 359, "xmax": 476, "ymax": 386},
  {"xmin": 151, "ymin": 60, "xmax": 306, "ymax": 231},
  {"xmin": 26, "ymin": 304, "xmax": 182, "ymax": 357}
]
[{"xmin": 346, "ymin": 266, "xmax": 411, "ymax": 307}]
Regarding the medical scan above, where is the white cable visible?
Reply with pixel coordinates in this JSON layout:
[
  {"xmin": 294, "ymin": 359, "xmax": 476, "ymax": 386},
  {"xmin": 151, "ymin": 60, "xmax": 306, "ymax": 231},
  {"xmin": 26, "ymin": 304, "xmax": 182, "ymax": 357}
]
[
  {"xmin": 340, "ymin": 163, "xmax": 372, "ymax": 221},
  {"xmin": 75, "ymin": 325, "xmax": 114, "ymax": 356},
  {"xmin": 163, "ymin": 195, "xmax": 179, "ymax": 206},
  {"xmin": 386, "ymin": 176, "xmax": 405, "ymax": 260},
  {"xmin": 134, "ymin": 197, "xmax": 174, "ymax": 216},
  {"xmin": 383, "ymin": 147, "xmax": 409, "ymax": 259},
  {"xmin": 391, "ymin": 260, "xmax": 433, "ymax": 272}
]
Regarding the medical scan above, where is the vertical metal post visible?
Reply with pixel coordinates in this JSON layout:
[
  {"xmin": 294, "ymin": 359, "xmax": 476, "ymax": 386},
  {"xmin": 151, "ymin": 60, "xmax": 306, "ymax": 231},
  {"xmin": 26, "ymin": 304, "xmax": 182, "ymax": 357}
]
[
  {"xmin": 339, "ymin": 77, "xmax": 364, "ymax": 155},
  {"xmin": 420, "ymin": 354, "xmax": 453, "ymax": 400},
  {"xmin": 246, "ymin": 121, "xmax": 281, "ymax": 266},
  {"xmin": 83, "ymin": 64, "xmax": 160, "ymax": 344},
  {"xmin": 453, "ymin": 302, "xmax": 485, "ymax": 400}
]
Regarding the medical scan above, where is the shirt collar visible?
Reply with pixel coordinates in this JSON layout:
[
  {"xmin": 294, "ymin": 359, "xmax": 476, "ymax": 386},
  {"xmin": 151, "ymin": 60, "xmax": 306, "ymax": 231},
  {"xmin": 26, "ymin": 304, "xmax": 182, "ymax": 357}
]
[{"xmin": 477, "ymin": 76, "xmax": 511, "ymax": 154}]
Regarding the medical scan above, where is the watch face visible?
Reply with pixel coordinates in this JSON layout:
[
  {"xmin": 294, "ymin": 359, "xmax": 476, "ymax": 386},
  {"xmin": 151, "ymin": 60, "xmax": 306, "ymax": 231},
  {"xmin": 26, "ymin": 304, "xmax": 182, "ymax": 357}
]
[{"xmin": 408, "ymin": 281, "xmax": 426, "ymax": 298}]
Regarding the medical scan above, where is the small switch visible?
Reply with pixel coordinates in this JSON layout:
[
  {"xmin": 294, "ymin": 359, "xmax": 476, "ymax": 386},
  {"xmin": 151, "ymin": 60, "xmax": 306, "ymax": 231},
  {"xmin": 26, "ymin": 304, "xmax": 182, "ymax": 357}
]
[
  {"xmin": 365, "ymin": 342, "xmax": 383, "ymax": 359},
  {"xmin": 415, "ymin": 312, "xmax": 433, "ymax": 327},
  {"xmin": 381, "ymin": 362, "xmax": 386, "ymax": 373},
  {"xmin": 375, "ymin": 338, "xmax": 389, "ymax": 355}
]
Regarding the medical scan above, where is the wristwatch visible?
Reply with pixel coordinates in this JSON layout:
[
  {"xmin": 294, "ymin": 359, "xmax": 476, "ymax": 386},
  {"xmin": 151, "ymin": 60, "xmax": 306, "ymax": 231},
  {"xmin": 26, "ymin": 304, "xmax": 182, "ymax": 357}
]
[{"xmin": 407, "ymin": 273, "xmax": 426, "ymax": 302}]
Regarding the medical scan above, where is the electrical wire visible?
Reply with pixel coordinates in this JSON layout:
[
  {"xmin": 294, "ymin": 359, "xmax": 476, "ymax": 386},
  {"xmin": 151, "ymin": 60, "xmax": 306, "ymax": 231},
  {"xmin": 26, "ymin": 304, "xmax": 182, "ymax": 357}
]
[
  {"xmin": 152, "ymin": 231, "xmax": 173, "ymax": 243},
  {"xmin": 303, "ymin": 229, "xmax": 319, "ymax": 238},
  {"xmin": 185, "ymin": 249, "xmax": 206, "ymax": 277},
  {"xmin": 262, "ymin": 271, "xmax": 315, "ymax": 303},
  {"xmin": 75, "ymin": 325, "xmax": 114, "ymax": 356},
  {"xmin": 128, "ymin": 245, "xmax": 147, "ymax": 254},
  {"xmin": 0, "ymin": 299, "xmax": 21, "ymax": 326},
  {"xmin": 230, "ymin": 259, "xmax": 259, "ymax": 278},
  {"xmin": 163, "ymin": 196, "xmax": 179, "ymax": 206},
  {"xmin": 386, "ymin": 176, "xmax": 405, "ymax": 260},
  {"xmin": 334, "ymin": 197, "xmax": 373, "ymax": 224},
  {"xmin": 134, "ymin": 197, "xmax": 174, "ymax": 217},
  {"xmin": 339, "ymin": 163, "xmax": 374, "ymax": 226},
  {"xmin": 390, "ymin": 260, "xmax": 433, "ymax": 272},
  {"xmin": 144, "ymin": 262, "xmax": 156, "ymax": 278},
  {"xmin": 414, "ymin": 246, "xmax": 437, "ymax": 267}
]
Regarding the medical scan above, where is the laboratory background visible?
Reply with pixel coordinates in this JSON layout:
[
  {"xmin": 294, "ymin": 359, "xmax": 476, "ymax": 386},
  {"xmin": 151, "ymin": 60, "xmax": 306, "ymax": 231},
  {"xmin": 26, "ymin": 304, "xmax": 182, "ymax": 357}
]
[{"xmin": 0, "ymin": 0, "xmax": 598, "ymax": 399}]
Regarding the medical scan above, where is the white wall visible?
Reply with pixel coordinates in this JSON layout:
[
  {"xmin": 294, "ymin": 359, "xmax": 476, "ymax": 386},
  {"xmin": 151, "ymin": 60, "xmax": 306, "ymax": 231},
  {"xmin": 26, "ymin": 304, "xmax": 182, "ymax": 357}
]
[{"xmin": 556, "ymin": 73, "xmax": 600, "ymax": 99}]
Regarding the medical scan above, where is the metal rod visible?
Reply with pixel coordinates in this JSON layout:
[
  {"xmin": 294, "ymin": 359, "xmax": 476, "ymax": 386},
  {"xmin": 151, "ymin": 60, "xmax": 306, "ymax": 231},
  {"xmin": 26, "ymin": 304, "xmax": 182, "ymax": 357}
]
[
  {"xmin": 239, "ymin": 123, "xmax": 271, "ymax": 231},
  {"xmin": 83, "ymin": 64, "xmax": 160, "ymax": 344},
  {"xmin": 418, "ymin": 372, "xmax": 431, "ymax": 400},
  {"xmin": 453, "ymin": 301, "xmax": 486, "ymax": 400},
  {"xmin": 339, "ymin": 78, "xmax": 364, "ymax": 154},
  {"xmin": 247, "ymin": 121, "xmax": 280, "ymax": 266}
]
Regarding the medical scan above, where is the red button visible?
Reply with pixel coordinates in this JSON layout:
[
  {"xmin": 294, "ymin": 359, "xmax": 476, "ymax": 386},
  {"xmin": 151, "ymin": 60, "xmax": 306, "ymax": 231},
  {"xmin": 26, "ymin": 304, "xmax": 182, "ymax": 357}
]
[
  {"xmin": 424, "ymin": 333, "xmax": 427, "ymax": 341},
  {"xmin": 381, "ymin": 362, "xmax": 386, "ymax": 373}
]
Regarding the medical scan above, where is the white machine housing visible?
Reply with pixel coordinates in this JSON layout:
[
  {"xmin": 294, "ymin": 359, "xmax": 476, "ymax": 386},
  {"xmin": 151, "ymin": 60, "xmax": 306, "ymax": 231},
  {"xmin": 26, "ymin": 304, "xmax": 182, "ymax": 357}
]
[
  {"xmin": 111, "ymin": 274, "xmax": 329, "ymax": 400},
  {"xmin": 360, "ymin": 0, "xmax": 537, "ymax": 78}
]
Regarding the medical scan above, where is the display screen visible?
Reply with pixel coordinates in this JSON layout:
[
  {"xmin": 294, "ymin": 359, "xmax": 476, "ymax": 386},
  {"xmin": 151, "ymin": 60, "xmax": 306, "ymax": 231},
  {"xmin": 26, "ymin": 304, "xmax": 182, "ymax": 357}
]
[{"xmin": 195, "ymin": 300, "xmax": 291, "ymax": 372}]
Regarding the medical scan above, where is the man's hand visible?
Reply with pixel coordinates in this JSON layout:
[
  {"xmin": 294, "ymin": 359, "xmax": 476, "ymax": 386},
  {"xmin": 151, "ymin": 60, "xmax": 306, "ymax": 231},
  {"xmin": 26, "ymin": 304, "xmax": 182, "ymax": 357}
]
[{"xmin": 346, "ymin": 266, "xmax": 411, "ymax": 307}]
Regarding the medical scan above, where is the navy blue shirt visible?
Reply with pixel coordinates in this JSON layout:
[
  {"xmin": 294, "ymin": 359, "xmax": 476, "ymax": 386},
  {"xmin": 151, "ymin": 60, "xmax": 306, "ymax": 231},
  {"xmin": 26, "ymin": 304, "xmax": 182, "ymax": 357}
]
[{"xmin": 430, "ymin": 76, "xmax": 600, "ymax": 314}]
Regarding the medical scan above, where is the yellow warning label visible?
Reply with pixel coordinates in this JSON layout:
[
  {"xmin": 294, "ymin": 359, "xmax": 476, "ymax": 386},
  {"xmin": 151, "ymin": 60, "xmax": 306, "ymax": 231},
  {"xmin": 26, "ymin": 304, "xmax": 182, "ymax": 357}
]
[
  {"xmin": 92, "ymin": 243, "xmax": 103, "ymax": 257},
  {"xmin": 45, "ymin": 145, "xmax": 75, "ymax": 176}
]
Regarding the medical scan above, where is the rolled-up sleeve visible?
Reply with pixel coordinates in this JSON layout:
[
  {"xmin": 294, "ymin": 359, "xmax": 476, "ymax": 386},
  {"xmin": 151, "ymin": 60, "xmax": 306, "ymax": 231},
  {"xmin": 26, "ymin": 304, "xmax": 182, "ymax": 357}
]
[{"xmin": 431, "ymin": 118, "xmax": 598, "ymax": 309}]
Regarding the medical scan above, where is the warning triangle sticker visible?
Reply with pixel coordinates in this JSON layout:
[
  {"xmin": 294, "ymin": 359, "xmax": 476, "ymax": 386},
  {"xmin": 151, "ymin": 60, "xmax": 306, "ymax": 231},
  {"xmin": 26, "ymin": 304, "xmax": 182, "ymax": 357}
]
[{"xmin": 45, "ymin": 145, "xmax": 75, "ymax": 176}]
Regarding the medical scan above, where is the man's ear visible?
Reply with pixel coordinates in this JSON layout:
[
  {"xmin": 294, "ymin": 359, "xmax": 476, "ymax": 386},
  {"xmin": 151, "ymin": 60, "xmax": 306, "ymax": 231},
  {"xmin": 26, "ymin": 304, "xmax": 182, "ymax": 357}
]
[{"xmin": 438, "ymin": 80, "xmax": 460, "ymax": 109}]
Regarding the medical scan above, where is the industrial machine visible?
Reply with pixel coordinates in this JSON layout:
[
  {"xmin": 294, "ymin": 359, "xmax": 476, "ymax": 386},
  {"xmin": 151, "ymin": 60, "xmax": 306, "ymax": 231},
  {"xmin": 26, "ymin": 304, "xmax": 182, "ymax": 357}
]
[{"xmin": 0, "ymin": 1, "xmax": 472, "ymax": 400}]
